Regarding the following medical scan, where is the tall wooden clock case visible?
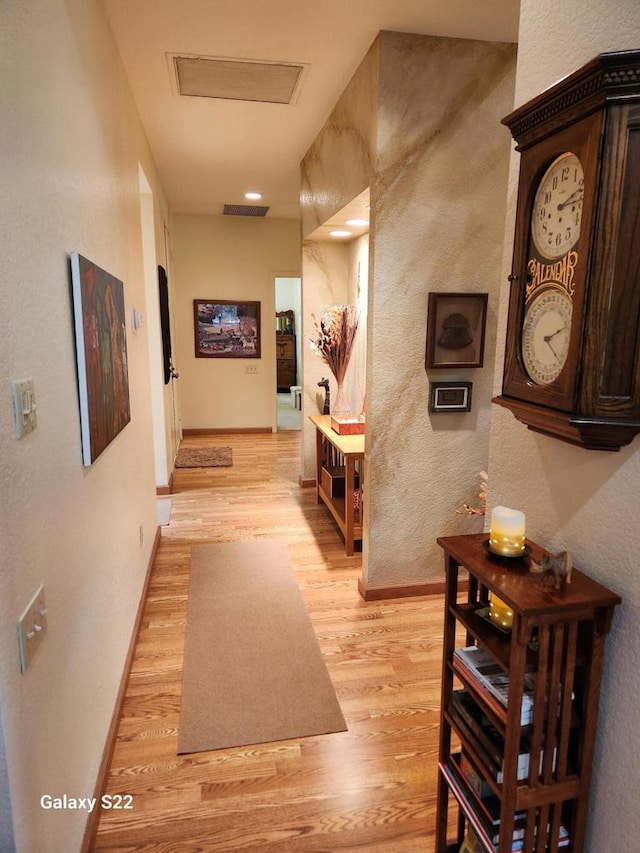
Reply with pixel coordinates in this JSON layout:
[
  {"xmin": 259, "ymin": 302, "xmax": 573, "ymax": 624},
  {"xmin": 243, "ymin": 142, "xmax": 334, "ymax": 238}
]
[{"xmin": 494, "ymin": 50, "xmax": 640, "ymax": 451}]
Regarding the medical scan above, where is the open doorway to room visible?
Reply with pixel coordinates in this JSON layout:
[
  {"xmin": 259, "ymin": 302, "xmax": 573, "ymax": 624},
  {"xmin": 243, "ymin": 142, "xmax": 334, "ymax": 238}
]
[
  {"xmin": 138, "ymin": 165, "xmax": 180, "ymax": 515},
  {"xmin": 275, "ymin": 276, "xmax": 302, "ymax": 431}
]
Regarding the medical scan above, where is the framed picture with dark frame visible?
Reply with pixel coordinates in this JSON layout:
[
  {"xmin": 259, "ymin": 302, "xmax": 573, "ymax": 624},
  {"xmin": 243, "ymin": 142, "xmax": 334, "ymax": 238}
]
[
  {"xmin": 426, "ymin": 292, "xmax": 488, "ymax": 369},
  {"xmin": 429, "ymin": 381, "xmax": 473, "ymax": 413},
  {"xmin": 194, "ymin": 299, "xmax": 261, "ymax": 358}
]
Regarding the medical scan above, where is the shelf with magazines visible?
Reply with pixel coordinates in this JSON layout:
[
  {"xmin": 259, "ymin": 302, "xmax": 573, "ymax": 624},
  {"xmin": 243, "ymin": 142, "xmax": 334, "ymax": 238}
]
[{"xmin": 435, "ymin": 533, "xmax": 621, "ymax": 853}]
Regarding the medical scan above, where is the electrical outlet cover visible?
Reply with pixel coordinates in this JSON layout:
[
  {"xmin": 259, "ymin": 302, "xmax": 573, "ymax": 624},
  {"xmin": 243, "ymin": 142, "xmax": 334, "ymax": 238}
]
[
  {"xmin": 17, "ymin": 585, "xmax": 47, "ymax": 673},
  {"xmin": 11, "ymin": 378, "xmax": 37, "ymax": 439}
]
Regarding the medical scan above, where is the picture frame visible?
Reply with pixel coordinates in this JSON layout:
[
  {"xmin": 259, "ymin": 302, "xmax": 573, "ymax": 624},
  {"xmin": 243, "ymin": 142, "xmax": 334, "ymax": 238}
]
[
  {"xmin": 70, "ymin": 253, "xmax": 131, "ymax": 466},
  {"xmin": 429, "ymin": 381, "xmax": 473, "ymax": 414},
  {"xmin": 194, "ymin": 299, "xmax": 261, "ymax": 358},
  {"xmin": 425, "ymin": 292, "xmax": 488, "ymax": 369}
]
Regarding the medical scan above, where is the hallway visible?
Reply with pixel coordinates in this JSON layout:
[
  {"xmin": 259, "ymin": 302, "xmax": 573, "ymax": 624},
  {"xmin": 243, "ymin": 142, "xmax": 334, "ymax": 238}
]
[{"xmin": 93, "ymin": 432, "xmax": 444, "ymax": 851}]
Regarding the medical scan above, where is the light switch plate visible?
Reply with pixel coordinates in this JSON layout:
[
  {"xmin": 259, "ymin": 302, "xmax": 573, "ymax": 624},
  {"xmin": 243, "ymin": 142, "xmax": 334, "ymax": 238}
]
[
  {"xmin": 17, "ymin": 585, "xmax": 47, "ymax": 673},
  {"xmin": 11, "ymin": 378, "xmax": 37, "ymax": 439}
]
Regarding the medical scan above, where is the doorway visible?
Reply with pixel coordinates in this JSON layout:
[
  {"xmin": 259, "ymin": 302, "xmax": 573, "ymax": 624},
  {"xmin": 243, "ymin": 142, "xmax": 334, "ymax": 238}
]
[
  {"xmin": 138, "ymin": 165, "xmax": 180, "ymax": 489},
  {"xmin": 275, "ymin": 276, "xmax": 302, "ymax": 431}
]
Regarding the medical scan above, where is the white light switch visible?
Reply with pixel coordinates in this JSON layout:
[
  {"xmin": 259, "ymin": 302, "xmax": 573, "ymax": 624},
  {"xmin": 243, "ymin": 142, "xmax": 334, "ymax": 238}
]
[
  {"xmin": 11, "ymin": 378, "xmax": 37, "ymax": 439},
  {"xmin": 17, "ymin": 585, "xmax": 47, "ymax": 673}
]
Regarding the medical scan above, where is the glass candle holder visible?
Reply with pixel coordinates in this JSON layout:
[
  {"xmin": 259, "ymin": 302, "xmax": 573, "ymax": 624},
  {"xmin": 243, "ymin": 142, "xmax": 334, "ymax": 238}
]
[
  {"xmin": 489, "ymin": 592, "xmax": 514, "ymax": 631},
  {"xmin": 489, "ymin": 506, "xmax": 526, "ymax": 557}
]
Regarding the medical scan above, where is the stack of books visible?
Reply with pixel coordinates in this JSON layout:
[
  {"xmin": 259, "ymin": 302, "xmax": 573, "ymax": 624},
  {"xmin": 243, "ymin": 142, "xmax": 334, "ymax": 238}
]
[
  {"xmin": 440, "ymin": 756, "xmax": 569, "ymax": 851},
  {"xmin": 453, "ymin": 645, "xmax": 535, "ymax": 725},
  {"xmin": 449, "ymin": 690, "xmax": 540, "ymax": 784},
  {"xmin": 460, "ymin": 824, "xmax": 569, "ymax": 853}
]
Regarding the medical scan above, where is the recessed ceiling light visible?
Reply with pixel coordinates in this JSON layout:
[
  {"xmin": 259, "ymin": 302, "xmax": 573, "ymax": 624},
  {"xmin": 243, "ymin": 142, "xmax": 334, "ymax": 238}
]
[
  {"xmin": 329, "ymin": 230, "xmax": 352, "ymax": 238},
  {"xmin": 345, "ymin": 218, "xmax": 369, "ymax": 227},
  {"xmin": 244, "ymin": 191, "xmax": 262, "ymax": 200}
]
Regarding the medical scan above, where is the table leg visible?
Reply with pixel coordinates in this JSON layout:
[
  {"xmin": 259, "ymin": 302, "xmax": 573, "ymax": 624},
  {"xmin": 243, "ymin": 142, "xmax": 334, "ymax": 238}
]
[
  {"xmin": 345, "ymin": 456, "xmax": 355, "ymax": 556},
  {"xmin": 315, "ymin": 427, "xmax": 323, "ymax": 504}
]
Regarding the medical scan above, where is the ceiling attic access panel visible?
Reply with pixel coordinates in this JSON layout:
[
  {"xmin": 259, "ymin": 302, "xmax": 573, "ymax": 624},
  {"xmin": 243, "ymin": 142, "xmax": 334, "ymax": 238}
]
[{"xmin": 171, "ymin": 55, "xmax": 306, "ymax": 104}]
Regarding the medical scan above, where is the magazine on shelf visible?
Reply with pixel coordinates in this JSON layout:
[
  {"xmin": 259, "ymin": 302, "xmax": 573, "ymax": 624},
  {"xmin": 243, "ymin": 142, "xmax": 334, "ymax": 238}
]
[{"xmin": 454, "ymin": 645, "xmax": 535, "ymax": 725}]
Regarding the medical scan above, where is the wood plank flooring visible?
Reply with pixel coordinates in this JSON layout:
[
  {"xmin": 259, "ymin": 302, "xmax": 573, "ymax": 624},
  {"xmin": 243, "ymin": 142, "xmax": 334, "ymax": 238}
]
[{"xmin": 93, "ymin": 431, "xmax": 446, "ymax": 851}]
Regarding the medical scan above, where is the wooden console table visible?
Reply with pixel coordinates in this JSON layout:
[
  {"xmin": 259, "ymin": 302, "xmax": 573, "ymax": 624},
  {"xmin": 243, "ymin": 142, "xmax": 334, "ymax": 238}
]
[{"xmin": 309, "ymin": 415, "xmax": 364, "ymax": 555}]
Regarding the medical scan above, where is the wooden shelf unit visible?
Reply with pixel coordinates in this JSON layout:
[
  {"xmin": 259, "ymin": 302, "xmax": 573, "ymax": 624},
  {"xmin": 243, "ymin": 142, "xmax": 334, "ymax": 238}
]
[
  {"xmin": 435, "ymin": 533, "xmax": 620, "ymax": 853},
  {"xmin": 276, "ymin": 332, "xmax": 296, "ymax": 392},
  {"xmin": 309, "ymin": 414, "xmax": 364, "ymax": 556}
]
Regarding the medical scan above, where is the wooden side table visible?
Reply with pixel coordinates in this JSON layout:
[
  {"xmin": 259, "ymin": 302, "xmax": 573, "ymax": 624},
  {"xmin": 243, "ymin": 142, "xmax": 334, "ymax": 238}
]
[{"xmin": 309, "ymin": 415, "xmax": 364, "ymax": 555}]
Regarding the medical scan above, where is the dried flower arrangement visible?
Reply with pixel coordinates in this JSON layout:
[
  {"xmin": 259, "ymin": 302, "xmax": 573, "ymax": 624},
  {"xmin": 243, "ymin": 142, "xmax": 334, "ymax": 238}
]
[
  {"xmin": 457, "ymin": 470, "xmax": 488, "ymax": 516},
  {"xmin": 310, "ymin": 304, "xmax": 359, "ymax": 384}
]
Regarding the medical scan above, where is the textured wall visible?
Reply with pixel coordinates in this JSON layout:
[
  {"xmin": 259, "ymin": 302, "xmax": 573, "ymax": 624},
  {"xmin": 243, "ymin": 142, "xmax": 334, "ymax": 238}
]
[
  {"xmin": 365, "ymin": 33, "xmax": 517, "ymax": 586},
  {"xmin": 0, "ymin": 0, "xmax": 167, "ymax": 848},
  {"xmin": 300, "ymin": 40, "xmax": 378, "ymax": 239},
  {"xmin": 488, "ymin": 2, "xmax": 640, "ymax": 850},
  {"xmin": 301, "ymin": 241, "xmax": 350, "ymax": 477},
  {"xmin": 171, "ymin": 215, "xmax": 301, "ymax": 431},
  {"xmin": 300, "ymin": 32, "xmax": 516, "ymax": 576}
]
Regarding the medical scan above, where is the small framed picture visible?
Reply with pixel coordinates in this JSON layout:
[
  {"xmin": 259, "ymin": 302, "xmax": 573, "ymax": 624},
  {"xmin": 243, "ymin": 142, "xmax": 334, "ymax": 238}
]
[
  {"xmin": 426, "ymin": 292, "xmax": 488, "ymax": 369},
  {"xmin": 194, "ymin": 299, "xmax": 261, "ymax": 358},
  {"xmin": 429, "ymin": 381, "xmax": 473, "ymax": 413}
]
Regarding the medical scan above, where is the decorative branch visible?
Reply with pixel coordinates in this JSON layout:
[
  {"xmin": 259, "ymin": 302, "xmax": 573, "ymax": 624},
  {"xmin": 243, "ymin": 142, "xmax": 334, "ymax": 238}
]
[
  {"xmin": 456, "ymin": 470, "xmax": 488, "ymax": 516},
  {"xmin": 310, "ymin": 305, "xmax": 359, "ymax": 384}
]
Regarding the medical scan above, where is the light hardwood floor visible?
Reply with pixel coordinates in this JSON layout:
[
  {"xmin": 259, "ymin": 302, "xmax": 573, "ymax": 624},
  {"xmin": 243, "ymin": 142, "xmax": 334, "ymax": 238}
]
[{"xmin": 93, "ymin": 431, "xmax": 446, "ymax": 852}]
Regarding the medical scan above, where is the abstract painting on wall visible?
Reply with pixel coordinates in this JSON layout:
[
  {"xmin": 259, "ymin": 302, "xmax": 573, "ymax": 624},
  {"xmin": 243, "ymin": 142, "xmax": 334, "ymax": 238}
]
[{"xmin": 70, "ymin": 253, "xmax": 131, "ymax": 466}]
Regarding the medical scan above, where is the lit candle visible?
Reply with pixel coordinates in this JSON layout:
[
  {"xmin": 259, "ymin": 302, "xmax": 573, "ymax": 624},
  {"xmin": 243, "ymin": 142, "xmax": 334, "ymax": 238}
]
[
  {"xmin": 489, "ymin": 505, "xmax": 526, "ymax": 557},
  {"xmin": 489, "ymin": 592, "xmax": 514, "ymax": 630}
]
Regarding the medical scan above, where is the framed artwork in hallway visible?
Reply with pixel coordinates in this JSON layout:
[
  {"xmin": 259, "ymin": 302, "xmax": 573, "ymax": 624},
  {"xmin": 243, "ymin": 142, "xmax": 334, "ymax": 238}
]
[
  {"xmin": 70, "ymin": 253, "xmax": 131, "ymax": 466},
  {"xmin": 425, "ymin": 292, "xmax": 488, "ymax": 369},
  {"xmin": 194, "ymin": 299, "xmax": 261, "ymax": 358}
]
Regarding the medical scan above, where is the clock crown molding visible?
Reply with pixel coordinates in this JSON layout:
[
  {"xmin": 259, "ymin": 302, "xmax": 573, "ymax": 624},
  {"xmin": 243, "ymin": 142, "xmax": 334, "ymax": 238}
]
[{"xmin": 504, "ymin": 49, "xmax": 640, "ymax": 149}]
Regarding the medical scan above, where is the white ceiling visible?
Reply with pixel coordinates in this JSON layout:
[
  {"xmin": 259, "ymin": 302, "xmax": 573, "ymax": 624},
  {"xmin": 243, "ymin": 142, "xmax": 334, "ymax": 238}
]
[{"xmin": 103, "ymin": 0, "xmax": 520, "ymax": 220}]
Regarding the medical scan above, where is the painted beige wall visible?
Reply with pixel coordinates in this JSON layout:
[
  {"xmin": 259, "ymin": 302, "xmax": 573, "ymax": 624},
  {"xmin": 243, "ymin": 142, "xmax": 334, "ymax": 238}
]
[
  {"xmin": 488, "ymin": 2, "xmax": 640, "ymax": 849},
  {"xmin": 171, "ymin": 215, "xmax": 300, "ymax": 431},
  {"xmin": 0, "ymin": 0, "xmax": 169, "ymax": 849}
]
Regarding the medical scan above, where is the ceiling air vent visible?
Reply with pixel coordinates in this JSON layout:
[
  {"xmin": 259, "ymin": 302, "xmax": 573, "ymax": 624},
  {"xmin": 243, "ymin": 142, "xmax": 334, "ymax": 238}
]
[
  {"xmin": 223, "ymin": 204, "xmax": 270, "ymax": 217},
  {"xmin": 173, "ymin": 55, "xmax": 305, "ymax": 104}
]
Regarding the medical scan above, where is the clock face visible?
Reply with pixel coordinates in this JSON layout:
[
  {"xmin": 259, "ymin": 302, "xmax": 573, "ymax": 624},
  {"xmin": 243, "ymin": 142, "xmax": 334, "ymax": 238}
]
[
  {"xmin": 521, "ymin": 286, "xmax": 573, "ymax": 385},
  {"xmin": 531, "ymin": 152, "xmax": 584, "ymax": 260}
]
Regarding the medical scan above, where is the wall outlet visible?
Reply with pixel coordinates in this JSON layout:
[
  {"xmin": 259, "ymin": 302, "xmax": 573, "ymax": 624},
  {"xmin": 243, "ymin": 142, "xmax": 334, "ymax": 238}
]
[
  {"xmin": 17, "ymin": 585, "xmax": 47, "ymax": 673},
  {"xmin": 245, "ymin": 365, "xmax": 259, "ymax": 374},
  {"xmin": 139, "ymin": 523, "xmax": 144, "ymax": 546}
]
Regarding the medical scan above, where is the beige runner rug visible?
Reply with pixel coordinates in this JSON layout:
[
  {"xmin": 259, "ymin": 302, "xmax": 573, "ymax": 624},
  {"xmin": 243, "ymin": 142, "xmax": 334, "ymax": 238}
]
[{"xmin": 177, "ymin": 540, "xmax": 347, "ymax": 754}]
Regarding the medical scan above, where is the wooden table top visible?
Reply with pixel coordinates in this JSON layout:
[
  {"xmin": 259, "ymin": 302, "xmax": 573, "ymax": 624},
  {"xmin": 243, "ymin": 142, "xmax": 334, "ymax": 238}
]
[
  {"xmin": 309, "ymin": 414, "xmax": 365, "ymax": 455},
  {"xmin": 437, "ymin": 532, "xmax": 621, "ymax": 617}
]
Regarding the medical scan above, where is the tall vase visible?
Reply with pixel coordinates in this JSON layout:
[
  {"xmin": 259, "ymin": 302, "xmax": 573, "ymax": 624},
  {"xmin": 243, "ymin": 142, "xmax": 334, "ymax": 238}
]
[{"xmin": 332, "ymin": 381, "xmax": 350, "ymax": 415}]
